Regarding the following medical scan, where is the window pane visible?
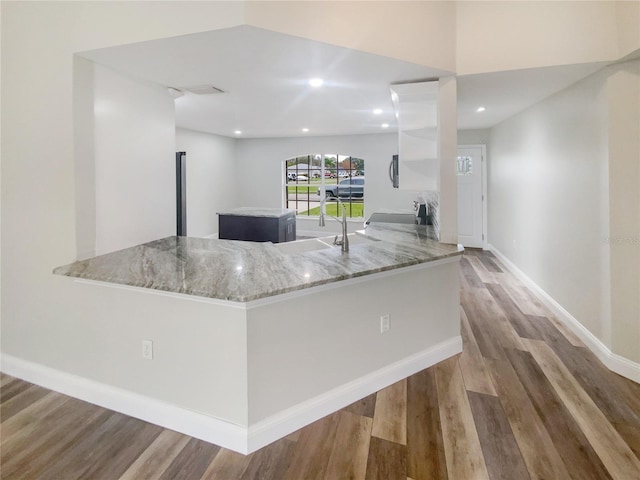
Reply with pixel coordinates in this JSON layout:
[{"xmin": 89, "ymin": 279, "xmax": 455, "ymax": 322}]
[
  {"xmin": 457, "ymin": 156, "xmax": 472, "ymax": 175},
  {"xmin": 284, "ymin": 154, "xmax": 365, "ymax": 218}
]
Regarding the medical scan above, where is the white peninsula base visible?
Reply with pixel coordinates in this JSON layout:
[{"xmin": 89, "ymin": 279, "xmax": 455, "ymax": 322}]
[{"xmin": 5, "ymin": 256, "xmax": 461, "ymax": 455}]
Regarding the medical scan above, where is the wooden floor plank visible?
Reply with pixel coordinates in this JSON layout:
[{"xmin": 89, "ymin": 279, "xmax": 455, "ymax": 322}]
[
  {"xmin": 406, "ymin": 367, "xmax": 448, "ymax": 480},
  {"xmin": 575, "ymin": 343, "xmax": 640, "ymax": 417},
  {"xmin": 468, "ymin": 286, "xmax": 528, "ymax": 351},
  {"xmin": 1, "ymin": 391, "xmax": 69, "ymax": 443},
  {"xmin": 201, "ymin": 448, "xmax": 253, "ymax": 479},
  {"xmin": 519, "ymin": 290, "xmax": 584, "ymax": 347},
  {"xmin": 462, "ymin": 297, "xmax": 507, "ymax": 361},
  {"xmin": 0, "ymin": 383, "xmax": 51, "ymax": 422},
  {"xmin": 6, "ymin": 407, "xmax": 114, "ymax": 480},
  {"xmin": 612, "ymin": 421, "xmax": 640, "ymax": 460},
  {"xmin": 0, "ymin": 372, "xmax": 11, "ymax": 386},
  {"xmin": 1, "ymin": 398, "xmax": 108, "ymax": 479},
  {"xmin": 435, "ymin": 357, "xmax": 490, "ymax": 480},
  {"xmin": 465, "ymin": 255, "xmax": 497, "ymax": 284},
  {"xmin": 485, "ymin": 283, "xmax": 546, "ymax": 341},
  {"xmin": 77, "ymin": 417, "xmax": 163, "ymax": 480},
  {"xmin": 500, "ymin": 282, "xmax": 548, "ymax": 317},
  {"xmin": 324, "ymin": 410, "xmax": 373, "ymax": 480},
  {"xmin": 372, "ymin": 379, "xmax": 407, "ymax": 445},
  {"xmin": 460, "ymin": 256, "xmax": 485, "ymax": 288},
  {"xmin": 365, "ymin": 437, "xmax": 407, "ymax": 480},
  {"xmin": 462, "ymin": 287, "xmax": 526, "ymax": 360},
  {"xmin": 158, "ymin": 437, "xmax": 221, "ymax": 480},
  {"xmin": 343, "ymin": 392, "xmax": 377, "ymax": 418},
  {"xmin": 459, "ymin": 307, "xmax": 498, "ymax": 396},
  {"xmin": 537, "ymin": 318, "xmax": 640, "ymax": 428},
  {"xmin": 284, "ymin": 428, "xmax": 302, "ymax": 442},
  {"xmin": 485, "ymin": 356, "xmax": 572, "ymax": 480},
  {"xmin": 505, "ymin": 348, "xmax": 613, "ymax": 480},
  {"xmin": 474, "ymin": 250, "xmax": 503, "ymax": 273},
  {"xmin": 239, "ymin": 438, "xmax": 296, "ymax": 480},
  {"xmin": 525, "ymin": 339, "xmax": 640, "ymax": 479},
  {"xmin": 467, "ymin": 391, "xmax": 530, "ymax": 480},
  {"xmin": 0, "ymin": 377, "xmax": 32, "ymax": 404},
  {"xmin": 118, "ymin": 429, "xmax": 191, "ymax": 480},
  {"xmin": 283, "ymin": 412, "xmax": 341, "ymax": 480}
]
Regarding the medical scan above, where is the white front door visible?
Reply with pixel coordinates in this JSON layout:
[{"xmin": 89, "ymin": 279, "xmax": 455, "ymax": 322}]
[{"xmin": 457, "ymin": 146, "xmax": 484, "ymax": 248}]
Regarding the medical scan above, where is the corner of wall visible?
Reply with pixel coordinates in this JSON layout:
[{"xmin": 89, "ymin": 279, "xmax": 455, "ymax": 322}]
[{"xmin": 73, "ymin": 56, "xmax": 96, "ymax": 260}]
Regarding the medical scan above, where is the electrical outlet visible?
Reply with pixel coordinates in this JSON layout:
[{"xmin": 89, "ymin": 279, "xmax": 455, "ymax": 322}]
[
  {"xmin": 380, "ymin": 314, "xmax": 390, "ymax": 333},
  {"xmin": 142, "ymin": 339, "xmax": 153, "ymax": 360}
]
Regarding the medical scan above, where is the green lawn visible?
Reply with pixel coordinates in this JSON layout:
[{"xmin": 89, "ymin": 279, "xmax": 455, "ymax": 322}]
[
  {"xmin": 287, "ymin": 185, "xmax": 317, "ymax": 194},
  {"xmin": 300, "ymin": 202, "xmax": 364, "ymax": 218},
  {"xmin": 286, "ymin": 179, "xmax": 338, "ymax": 194}
]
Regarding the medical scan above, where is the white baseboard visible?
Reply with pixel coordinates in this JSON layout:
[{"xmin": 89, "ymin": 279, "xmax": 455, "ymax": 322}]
[
  {"xmin": 0, "ymin": 353, "xmax": 248, "ymax": 452},
  {"xmin": 1, "ymin": 335, "xmax": 461, "ymax": 454},
  {"xmin": 487, "ymin": 245, "xmax": 640, "ymax": 384}
]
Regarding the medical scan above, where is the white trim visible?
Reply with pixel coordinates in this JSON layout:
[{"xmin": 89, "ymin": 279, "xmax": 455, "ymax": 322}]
[
  {"xmin": 0, "ymin": 353, "xmax": 248, "ymax": 453},
  {"xmin": 67, "ymin": 256, "xmax": 462, "ymax": 310},
  {"xmin": 488, "ymin": 245, "xmax": 640, "ymax": 384},
  {"xmin": 1, "ymin": 334, "xmax": 462, "ymax": 454}
]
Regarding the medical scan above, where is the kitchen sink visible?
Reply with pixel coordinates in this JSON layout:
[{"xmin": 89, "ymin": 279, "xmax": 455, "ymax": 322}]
[
  {"xmin": 272, "ymin": 238, "xmax": 333, "ymax": 255},
  {"xmin": 274, "ymin": 233, "xmax": 378, "ymax": 255}
]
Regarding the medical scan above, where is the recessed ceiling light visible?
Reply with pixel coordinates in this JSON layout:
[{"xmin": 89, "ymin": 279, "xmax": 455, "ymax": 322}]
[
  {"xmin": 302, "ymin": 128, "xmax": 309, "ymax": 133},
  {"xmin": 234, "ymin": 130, "xmax": 242, "ymax": 135},
  {"xmin": 381, "ymin": 123, "xmax": 389, "ymax": 128},
  {"xmin": 308, "ymin": 78, "xmax": 324, "ymax": 88},
  {"xmin": 476, "ymin": 106, "xmax": 486, "ymax": 113},
  {"xmin": 373, "ymin": 108, "xmax": 383, "ymax": 115}
]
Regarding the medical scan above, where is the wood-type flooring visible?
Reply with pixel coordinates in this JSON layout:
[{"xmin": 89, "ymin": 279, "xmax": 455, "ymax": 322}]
[{"xmin": 2, "ymin": 250, "xmax": 640, "ymax": 479}]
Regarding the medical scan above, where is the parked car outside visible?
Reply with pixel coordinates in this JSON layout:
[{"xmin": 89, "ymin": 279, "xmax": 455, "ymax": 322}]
[
  {"xmin": 287, "ymin": 173, "xmax": 308, "ymax": 182},
  {"xmin": 317, "ymin": 176, "xmax": 365, "ymax": 198}
]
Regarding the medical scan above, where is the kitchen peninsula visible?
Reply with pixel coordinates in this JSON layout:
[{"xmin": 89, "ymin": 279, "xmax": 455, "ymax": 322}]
[{"xmin": 53, "ymin": 223, "xmax": 463, "ymax": 454}]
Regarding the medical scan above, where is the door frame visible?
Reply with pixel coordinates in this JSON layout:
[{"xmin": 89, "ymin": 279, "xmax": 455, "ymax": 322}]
[{"xmin": 457, "ymin": 144, "xmax": 488, "ymax": 249}]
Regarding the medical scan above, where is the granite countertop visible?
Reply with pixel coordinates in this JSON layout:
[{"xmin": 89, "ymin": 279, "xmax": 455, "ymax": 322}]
[
  {"xmin": 216, "ymin": 207, "xmax": 295, "ymax": 218},
  {"xmin": 53, "ymin": 223, "xmax": 463, "ymax": 302}
]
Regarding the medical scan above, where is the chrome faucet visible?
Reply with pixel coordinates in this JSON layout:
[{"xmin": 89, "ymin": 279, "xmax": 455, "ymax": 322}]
[{"xmin": 319, "ymin": 196, "xmax": 349, "ymax": 253}]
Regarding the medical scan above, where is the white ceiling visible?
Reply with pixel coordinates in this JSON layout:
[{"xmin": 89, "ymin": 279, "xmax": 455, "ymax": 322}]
[{"xmin": 80, "ymin": 25, "xmax": 607, "ymax": 138}]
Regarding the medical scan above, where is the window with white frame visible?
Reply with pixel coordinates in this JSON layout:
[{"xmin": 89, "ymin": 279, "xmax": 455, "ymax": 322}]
[{"xmin": 284, "ymin": 154, "xmax": 365, "ymax": 218}]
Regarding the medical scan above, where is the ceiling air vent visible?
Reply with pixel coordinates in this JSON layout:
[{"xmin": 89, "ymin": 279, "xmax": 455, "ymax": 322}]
[{"xmin": 182, "ymin": 84, "xmax": 226, "ymax": 95}]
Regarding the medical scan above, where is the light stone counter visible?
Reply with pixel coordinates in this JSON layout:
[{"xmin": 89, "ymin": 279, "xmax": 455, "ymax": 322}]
[{"xmin": 53, "ymin": 223, "xmax": 463, "ymax": 302}]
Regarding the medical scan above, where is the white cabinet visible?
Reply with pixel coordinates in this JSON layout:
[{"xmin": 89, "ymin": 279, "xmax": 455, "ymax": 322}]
[{"xmin": 390, "ymin": 81, "xmax": 439, "ymax": 191}]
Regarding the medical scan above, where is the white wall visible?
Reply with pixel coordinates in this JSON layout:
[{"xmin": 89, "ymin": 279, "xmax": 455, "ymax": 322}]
[
  {"xmin": 248, "ymin": 260, "xmax": 461, "ymax": 424},
  {"xmin": 458, "ymin": 129, "xmax": 491, "ymax": 147},
  {"xmin": 235, "ymin": 133, "xmax": 422, "ymax": 233},
  {"xmin": 175, "ymin": 128, "xmax": 237, "ymax": 238},
  {"xmin": 616, "ymin": 1, "xmax": 640, "ymax": 58},
  {"xmin": 246, "ymin": 1, "xmax": 456, "ymax": 72},
  {"xmin": 606, "ymin": 60, "xmax": 640, "ymax": 363},
  {"xmin": 93, "ymin": 64, "xmax": 176, "ymax": 255},
  {"xmin": 456, "ymin": 1, "xmax": 620, "ymax": 75},
  {"xmin": 0, "ymin": 0, "xmax": 244, "ymax": 412},
  {"xmin": 489, "ymin": 67, "xmax": 614, "ymax": 352}
]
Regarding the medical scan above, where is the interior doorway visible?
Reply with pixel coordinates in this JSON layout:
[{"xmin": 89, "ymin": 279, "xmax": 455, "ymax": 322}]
[{"xmin": 457, "ymin": 145, "xmax": 486, "ymax": 248}]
